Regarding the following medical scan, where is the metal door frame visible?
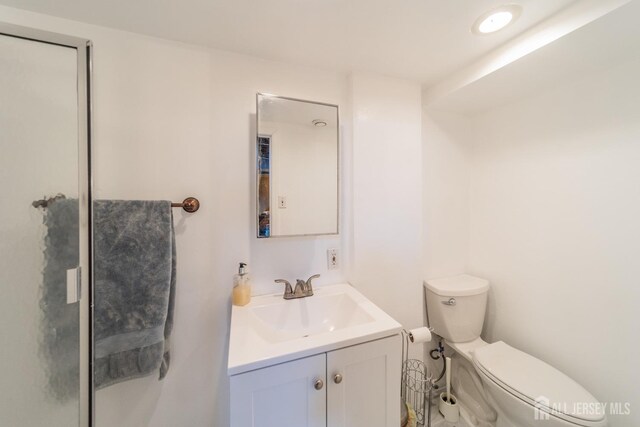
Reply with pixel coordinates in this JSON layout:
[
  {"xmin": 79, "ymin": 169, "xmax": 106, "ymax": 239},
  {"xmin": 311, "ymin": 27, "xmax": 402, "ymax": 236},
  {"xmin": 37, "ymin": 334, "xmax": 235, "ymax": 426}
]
[{"xmin": 0, "ymin": 21, "xmax": 94, "ymax": 427}]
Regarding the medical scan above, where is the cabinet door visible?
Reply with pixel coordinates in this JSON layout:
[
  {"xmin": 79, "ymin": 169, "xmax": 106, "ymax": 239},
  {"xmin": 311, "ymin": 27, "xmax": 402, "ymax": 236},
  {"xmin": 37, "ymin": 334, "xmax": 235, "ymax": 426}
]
[
  {"xmin": 230, "ymin": 354, "xmax": 327, "ymax": 427},
  {"xmin": 327, "ymin": 335, "xmax": 401, "ymax": 427}
]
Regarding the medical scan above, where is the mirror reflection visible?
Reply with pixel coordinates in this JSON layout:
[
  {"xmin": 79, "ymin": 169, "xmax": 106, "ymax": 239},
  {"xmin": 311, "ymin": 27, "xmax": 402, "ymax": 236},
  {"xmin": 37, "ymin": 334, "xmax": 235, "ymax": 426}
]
[{"xmin": 256, "ymin": 94, "xmax": 339, "ymax": 238}]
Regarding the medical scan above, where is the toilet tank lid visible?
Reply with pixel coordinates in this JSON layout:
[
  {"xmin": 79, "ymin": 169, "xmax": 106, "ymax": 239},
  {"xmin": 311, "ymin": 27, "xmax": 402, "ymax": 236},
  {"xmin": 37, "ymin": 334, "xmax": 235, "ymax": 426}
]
[{"xmin": 424, "ymin": 274, "xmax": 489, "ymax": 296}]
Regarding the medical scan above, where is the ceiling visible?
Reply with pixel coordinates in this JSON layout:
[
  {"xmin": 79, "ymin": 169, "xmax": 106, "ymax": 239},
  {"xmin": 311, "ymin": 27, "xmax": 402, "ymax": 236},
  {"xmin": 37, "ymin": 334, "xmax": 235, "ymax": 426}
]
[
  {"xmin": 426, "ymin": 0, "xmax": 640, "ymax": 115},
  {"xmin": 0, "ymin": 0, "xmax": 577, "ymax": 87}
]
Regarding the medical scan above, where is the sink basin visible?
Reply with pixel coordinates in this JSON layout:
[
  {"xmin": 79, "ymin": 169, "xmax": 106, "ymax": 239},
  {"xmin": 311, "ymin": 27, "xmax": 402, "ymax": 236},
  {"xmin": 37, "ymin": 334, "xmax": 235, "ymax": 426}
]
[
  {"xmin": 249, "ymin": 292, "xmax": 375, "ymax": 342},
  {"xmin": 228, "ymin": 283, "xmax": 402, "ymax": 375}
]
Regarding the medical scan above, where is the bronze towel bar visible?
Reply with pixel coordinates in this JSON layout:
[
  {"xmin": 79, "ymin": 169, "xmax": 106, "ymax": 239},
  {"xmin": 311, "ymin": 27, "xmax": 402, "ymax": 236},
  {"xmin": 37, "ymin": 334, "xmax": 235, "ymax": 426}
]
[
  {"xmin": 172, "ymin": 197, "xmax": 200, "ymax": 213},
  {"xmin": 32, "ymin": 195, "xmax": 200, "ymax": 213}
]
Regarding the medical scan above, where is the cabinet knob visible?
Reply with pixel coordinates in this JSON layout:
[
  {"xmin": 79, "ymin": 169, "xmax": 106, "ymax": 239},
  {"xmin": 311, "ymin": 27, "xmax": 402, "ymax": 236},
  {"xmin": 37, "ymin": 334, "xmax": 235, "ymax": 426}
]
[
  {"xmin": 314, "ymin": 379, "xmax": 324, "ymax": 390},
  {"xmin": 333, "ymin": 374, "xmax": 343, "ymax": 384}
]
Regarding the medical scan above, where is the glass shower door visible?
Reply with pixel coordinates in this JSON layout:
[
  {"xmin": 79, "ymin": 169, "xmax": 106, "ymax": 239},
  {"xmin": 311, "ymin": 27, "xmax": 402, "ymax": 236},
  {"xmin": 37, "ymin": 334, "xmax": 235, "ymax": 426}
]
[{"xmin": 0, "ymin": 24, "xmax": 91, "ymax": 427}]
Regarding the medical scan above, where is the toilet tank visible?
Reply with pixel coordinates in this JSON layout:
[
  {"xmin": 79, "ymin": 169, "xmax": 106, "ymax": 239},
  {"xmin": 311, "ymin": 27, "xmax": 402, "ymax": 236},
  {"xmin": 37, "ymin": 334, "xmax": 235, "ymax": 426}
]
[{"xmin": 425, "ymin": 275, "xmax": 489, "ymax": 343}]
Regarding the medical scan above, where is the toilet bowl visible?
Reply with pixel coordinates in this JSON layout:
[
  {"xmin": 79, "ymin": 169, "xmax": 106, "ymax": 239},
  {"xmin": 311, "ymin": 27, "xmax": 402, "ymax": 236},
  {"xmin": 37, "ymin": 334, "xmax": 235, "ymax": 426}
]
[
  {"xmin": 425, "ymin": 275, "xmax": 607, "ymax": 427},
  {"xmin": 473, "ymin": 341, "xmax": 607, "ymax": 427}
]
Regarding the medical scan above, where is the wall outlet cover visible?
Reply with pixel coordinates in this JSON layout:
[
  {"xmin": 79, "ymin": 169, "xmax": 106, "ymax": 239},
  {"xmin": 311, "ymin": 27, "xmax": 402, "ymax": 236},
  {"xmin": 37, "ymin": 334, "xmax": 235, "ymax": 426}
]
[{"xmin": 327, "ymin": 248, "xmax": 339, "ymax": 270}]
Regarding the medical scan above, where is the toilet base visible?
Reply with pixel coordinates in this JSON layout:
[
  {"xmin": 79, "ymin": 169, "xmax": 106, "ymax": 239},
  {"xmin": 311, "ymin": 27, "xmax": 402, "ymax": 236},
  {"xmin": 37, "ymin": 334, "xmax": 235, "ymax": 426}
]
[{"xmin": 448, "ymin": 351, "xmax": 496, "ymax": 426}]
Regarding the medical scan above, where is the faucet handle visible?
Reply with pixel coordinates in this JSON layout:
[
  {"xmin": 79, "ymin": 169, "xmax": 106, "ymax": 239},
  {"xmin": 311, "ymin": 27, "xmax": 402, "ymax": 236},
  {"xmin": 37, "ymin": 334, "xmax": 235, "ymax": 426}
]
[
  {"xmin": 305, "ymin": 274, "xmax": 320, "ymax": 296},
  {"xmin": 275, "ymin": 279, "xmax": 293, "ymax": 298},
  {"xmin": 294, "ymin": 279, "xmax": 307, "ymax": 297}
]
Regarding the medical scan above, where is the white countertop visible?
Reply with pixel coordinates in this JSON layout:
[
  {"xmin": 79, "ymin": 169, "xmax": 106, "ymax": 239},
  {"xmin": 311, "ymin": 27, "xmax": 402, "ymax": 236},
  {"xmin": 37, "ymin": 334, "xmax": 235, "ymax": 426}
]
[{"xmin": 227, "ymin": 283, "xmax": 402, "ymax": 375}]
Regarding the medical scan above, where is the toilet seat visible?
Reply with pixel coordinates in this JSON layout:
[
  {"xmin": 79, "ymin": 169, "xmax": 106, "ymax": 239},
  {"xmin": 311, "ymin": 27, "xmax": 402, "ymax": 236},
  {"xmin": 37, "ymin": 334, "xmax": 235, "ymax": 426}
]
[{"xmin": 473, "ymin": 341, "xmax": 607, "ymax": 426}]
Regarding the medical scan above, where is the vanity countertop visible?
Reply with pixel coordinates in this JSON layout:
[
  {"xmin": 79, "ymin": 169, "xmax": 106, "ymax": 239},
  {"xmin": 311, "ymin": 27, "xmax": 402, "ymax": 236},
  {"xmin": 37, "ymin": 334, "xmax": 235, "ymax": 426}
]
[{"xmin": 228, "ymin": 283, "xmax": 402, "ymax": 375}]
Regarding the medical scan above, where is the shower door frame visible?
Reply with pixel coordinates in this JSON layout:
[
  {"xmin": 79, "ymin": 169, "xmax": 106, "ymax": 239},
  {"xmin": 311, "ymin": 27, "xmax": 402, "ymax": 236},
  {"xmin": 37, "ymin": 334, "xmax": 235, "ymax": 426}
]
[{"xmin": 0, "ymin": 22, "xmax": 93, "ymax": 427}]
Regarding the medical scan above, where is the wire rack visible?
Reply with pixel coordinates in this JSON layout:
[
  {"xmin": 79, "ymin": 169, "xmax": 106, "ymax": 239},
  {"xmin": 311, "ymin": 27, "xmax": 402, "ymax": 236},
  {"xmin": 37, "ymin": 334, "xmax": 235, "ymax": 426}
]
[
  {"xmin": 401, "ymin": 329, "xmax": 435, "ymax": 427},
  {"xmin": 402, "ymin": 358, "xmax": 434, "ymax": 426}
]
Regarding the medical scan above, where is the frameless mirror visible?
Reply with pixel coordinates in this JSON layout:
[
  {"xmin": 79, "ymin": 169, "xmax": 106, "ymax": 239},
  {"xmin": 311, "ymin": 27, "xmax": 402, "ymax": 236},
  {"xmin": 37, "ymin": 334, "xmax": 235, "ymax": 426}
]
[{"xmin": 256, "ymin": 94, "xmax": 339, "ymax": 238}]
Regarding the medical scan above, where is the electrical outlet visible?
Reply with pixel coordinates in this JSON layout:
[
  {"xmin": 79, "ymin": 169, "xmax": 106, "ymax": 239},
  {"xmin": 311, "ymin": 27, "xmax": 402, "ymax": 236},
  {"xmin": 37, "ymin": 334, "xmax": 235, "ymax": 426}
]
[
  {"xmin": 327, "ymin": 248, "xmax": 339, "ymax": 270},
  {"xmin": 278, "ymin": 196, "xmax": 286, "ymax": 209}
]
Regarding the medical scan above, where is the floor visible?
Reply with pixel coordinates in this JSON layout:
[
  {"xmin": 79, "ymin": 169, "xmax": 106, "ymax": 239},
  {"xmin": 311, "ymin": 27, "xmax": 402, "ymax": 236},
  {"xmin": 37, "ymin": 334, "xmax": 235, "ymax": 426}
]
[{"xmin": 427, "ymin": 411, "xmax": 473, "ymax": 427}]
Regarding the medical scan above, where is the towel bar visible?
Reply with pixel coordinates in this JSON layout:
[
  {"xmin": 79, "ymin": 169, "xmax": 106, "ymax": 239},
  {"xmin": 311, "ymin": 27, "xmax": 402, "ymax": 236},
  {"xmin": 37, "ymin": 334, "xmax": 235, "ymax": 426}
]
[
  {"xmin": 33, "ymin": 194, "xmax": 200, "ymax": 213},
  {"xmin": 171, "ymin": 197, "xmax": 200, "ymax": 213}
]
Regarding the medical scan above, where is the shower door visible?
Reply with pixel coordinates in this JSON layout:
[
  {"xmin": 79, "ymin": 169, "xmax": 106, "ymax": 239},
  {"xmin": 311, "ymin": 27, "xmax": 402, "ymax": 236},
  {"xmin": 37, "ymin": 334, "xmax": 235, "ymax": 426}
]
[{"xmin": 0, "ymin": 23, "xmax": 92, "ymax": 427}]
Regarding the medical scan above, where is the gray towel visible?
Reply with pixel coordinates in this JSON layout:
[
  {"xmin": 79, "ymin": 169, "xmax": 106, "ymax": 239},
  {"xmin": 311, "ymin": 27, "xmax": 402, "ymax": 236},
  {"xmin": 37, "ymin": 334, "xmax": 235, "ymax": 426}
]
[
  {"xmin": 41, "ymin": 198, "xmax": 80, "ymax": 402},
  {"xmin": 93, "ymin": 200, "xmax": 176, "ymax": 389}
]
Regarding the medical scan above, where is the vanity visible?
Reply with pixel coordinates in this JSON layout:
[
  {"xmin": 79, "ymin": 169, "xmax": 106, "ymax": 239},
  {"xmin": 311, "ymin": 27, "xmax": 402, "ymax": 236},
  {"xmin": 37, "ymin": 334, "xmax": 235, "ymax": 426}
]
[
  {"xmin": 228, "ymin": 283, "xmax": 402, "ymax": 427},
  {"xmin": 230, "ymin": 94, "xmax": 402, "ymax": 426}
]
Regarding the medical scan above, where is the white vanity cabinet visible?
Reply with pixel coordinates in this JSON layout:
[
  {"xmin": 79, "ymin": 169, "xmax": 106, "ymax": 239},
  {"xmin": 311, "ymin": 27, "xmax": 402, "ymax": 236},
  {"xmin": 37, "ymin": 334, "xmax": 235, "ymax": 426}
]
[
  {"xmin": 230, "ymin": 335, "xmax": 401, "ymax": 427},
  {"xmin": 230, "ymin": 354, "xmax": 327, "ymax": 427},
  {"xmin": 327, "ymin": 335, "xmax": 401, "ymax": 427}
]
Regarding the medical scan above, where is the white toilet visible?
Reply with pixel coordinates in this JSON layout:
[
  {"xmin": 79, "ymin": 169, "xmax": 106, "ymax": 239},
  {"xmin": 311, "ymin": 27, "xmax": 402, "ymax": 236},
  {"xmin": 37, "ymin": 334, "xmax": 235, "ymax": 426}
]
[{"xmin": 425, "ymin": 275, "xmax": 607, "ymax": 427}]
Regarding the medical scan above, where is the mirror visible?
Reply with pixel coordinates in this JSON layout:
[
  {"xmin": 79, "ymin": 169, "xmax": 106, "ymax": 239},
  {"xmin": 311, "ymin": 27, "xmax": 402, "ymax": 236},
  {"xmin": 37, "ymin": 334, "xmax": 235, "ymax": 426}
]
[{"xmin": 256, "ymin": 94, "xmax": 339, "ymax": 238}]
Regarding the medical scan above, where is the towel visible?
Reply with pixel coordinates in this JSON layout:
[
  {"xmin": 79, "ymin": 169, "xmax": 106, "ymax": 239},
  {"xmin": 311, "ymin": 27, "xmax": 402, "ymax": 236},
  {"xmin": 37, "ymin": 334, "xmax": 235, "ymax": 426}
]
[
  {"xmin": 93, "ymin": 200, "xmax": 176, "ymax": 389},
  {"xmin": 41, "ymin": 198, "xmax": 80, "ymax": 402},
  {"xmin": 406, "ymin": 402, "xmax": 417, "ymax": 427}
]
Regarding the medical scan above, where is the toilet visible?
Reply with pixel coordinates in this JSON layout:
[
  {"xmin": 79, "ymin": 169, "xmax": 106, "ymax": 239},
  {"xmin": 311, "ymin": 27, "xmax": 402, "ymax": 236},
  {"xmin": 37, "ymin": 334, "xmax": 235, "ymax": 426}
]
[{"xmin": 425, "ymin": 275, "xmax": 607, "ymax": 427}]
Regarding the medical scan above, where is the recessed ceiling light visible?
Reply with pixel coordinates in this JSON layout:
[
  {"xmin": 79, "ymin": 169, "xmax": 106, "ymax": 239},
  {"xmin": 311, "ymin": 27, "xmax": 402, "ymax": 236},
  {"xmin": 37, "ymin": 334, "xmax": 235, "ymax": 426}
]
[
  {"xmin": 472, "ymin": 5, "xmax": 522, "ymax": 35},
  {"xmin": 312, "ymin": 119, "xmax": 327, "ymax": 127}
]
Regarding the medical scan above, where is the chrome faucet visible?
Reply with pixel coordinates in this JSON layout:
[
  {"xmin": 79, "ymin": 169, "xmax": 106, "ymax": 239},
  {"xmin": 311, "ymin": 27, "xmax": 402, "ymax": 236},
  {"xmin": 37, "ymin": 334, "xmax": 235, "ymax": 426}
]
[
  {"xmin": 302, "ymin": 274, "xmax": 320, "ymax": 296},
  {"xmin": 274, "ymin": 274, "xmax": 320, "ymax": 300},
  {"xmin": 274, "ymin": 279, "xmax": 293, "ymax": 298}
]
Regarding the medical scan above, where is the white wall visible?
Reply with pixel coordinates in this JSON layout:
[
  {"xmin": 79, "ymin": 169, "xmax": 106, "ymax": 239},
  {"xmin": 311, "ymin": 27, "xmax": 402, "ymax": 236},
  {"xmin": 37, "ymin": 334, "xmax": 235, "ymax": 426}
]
[
  {"xmin": 0, "ymin": 6, "xmax": 348, "ymax": 426},
  {"xmin": 2, "ymin": 6, "xmax": 430, "ymax": 426},
  {"xmin": 422, "ymin": 110, "xmax": 472, "ymax": 280},
  {"xmin": 468, "ymin": 58, "xmax": 640, "ymax": 426},
  {"xmin": 422, "ymin": 51, "xmax": 640, "ymax": 426},
  {"xmin": 7, "ymin": 4, "xmax": 637, "ymax": 425},
  {"xmin": 420, "ymin": 109, "xmax": 473, "ymax": 375},
  {"xmin": 349, "ymin": 73, "xmax": 424, "ymax": 357},
  {"xmin": 220, "ymin": 51, "xmax": 350, "ymax": 297}
]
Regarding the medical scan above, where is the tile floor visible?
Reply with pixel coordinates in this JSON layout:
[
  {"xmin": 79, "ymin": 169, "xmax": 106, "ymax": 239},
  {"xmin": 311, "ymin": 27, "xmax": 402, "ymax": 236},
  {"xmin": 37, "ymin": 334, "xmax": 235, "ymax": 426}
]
[{"xmin": 426, "ymin": 411, "xmax": 473, "ymax": 427}]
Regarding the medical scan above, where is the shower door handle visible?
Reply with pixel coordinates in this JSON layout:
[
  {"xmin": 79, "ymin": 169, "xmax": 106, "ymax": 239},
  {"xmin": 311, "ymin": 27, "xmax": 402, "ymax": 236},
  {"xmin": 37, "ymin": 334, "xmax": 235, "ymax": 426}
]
[{"xmin": 66, "ymin": 267, "xmax": 81, "ymax": 304}]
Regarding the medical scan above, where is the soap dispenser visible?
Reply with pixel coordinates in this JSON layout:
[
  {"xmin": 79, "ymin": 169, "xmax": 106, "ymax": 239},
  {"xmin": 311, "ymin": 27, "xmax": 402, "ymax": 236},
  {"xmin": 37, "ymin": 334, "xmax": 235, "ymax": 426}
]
[{"xmin": 232, "ymin": 262, "xmax": 251, "ymax": 306}]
